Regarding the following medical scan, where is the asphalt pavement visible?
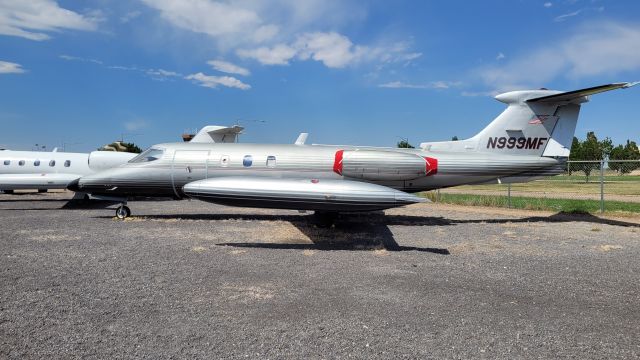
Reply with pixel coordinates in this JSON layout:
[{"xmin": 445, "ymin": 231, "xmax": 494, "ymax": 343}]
[{"xmin": 1, "ymin": 191, "xmax": 639, "ymax": 359}]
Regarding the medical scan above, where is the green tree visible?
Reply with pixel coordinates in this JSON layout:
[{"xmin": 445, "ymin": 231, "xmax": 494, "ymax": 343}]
[
  {"xmin": 578, "ymin": 132, "xmax": 604, "ymax": 182},
  {"xmin": 609, "ymin": 140, "xmax": 640, "ymax": 174},
  {"xmin": 99, "ymin": 141, "xmax": 143, "ymax": 153},
  {"xmin": 451, "ymin": 136, "xmax": 459, "ymax": 141},
  {"xmin": 397, "ymin": 139, "xmax": 415, "ymax": 148},
  {"xmin": 568, "ymin": 137, "xmax": 582, "ymax": 175}
]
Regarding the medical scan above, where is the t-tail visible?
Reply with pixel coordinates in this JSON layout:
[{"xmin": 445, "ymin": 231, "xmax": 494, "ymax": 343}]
[{"xmin": 421, "ymin": 82, "xmax": 638, "ymax": 158}]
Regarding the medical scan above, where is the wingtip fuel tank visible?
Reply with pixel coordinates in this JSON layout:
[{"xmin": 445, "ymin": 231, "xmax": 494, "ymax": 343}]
[{"xmin": 183, "ymin": 176, "xmax": 425, "ymax": 212}]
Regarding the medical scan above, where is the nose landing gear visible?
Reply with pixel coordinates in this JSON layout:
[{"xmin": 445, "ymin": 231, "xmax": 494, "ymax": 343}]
[{"xmin": 115, "ymin": 204, "xmax": 131, "ymax": 220}]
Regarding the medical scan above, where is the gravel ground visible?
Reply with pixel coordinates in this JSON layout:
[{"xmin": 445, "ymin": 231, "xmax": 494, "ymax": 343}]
[{"xmin": 1, "ymin": 191, "xmax": 639, "ymax": 359}]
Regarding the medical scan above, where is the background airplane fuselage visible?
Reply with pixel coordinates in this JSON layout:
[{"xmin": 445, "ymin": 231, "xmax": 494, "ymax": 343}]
[
  {"xmin": 0, "ymin": 150, "xmax": 136, "ymax": 191},
  {"xmin": 77, "ymin": 142, "xmax": 563, "ymax": 198}
]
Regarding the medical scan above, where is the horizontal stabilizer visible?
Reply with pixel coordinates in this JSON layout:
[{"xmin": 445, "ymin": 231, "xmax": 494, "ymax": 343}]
[
  {"xmin": 527, "ymin": 82, "xmax": 638, "ymax": 103},
  {"xmin": 190, "ymin": 125, "xmax": 244, "ymax": 143}
]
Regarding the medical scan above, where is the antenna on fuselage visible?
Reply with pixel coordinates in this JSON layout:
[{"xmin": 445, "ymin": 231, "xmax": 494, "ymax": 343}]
[{"xmin": 234, "ymin": 118, "xmax": 266, "ymax": 143}]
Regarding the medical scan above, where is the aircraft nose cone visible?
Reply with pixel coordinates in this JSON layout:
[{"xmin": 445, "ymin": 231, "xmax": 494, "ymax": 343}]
[{"xmin": 67, "ymin": 178, "xmax": 81, "ymax": 192}]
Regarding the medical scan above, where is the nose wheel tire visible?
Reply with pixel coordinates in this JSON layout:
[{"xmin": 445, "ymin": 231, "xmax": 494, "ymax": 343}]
[{"xmin": 116, "ymin": 205, "xmax": 131, "ymax": 220}]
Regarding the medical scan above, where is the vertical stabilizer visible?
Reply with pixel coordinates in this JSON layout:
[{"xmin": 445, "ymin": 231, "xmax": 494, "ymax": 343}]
[{"xmin": 469, "ymin": 83, "xmax": 636, "ymax": 157}]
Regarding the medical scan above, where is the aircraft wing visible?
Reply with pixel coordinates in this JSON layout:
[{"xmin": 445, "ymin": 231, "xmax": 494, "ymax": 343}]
[
  {"xmin": 182, "ymin": 176, "xmax": 425, "ymax": 212},
  {"xmin": 527, "ymin": 82, "xmax": 638, "ymax": 103},
  {"xmin": 190, "ymin": 125, "xmax": 244, "ymax": 143}
]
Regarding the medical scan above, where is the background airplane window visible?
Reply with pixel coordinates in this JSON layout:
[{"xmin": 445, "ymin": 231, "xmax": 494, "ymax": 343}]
[
  {"xmin": 19, "ymin": 160, "xmax": 25, "ymax": 166},
  {"xmin": 243, "ymin": 155, "xmax": 253, "ymax": 167},
  {"xmin": 129, "ymin": 148, "xmax": 164, "ymax": 163},
  {"xmin": 64, "ymin": 160, "xmax": 71, "ymax": 167},
  {"xmin": 266, "ymin": 155, "xmax": 276, "ymax": 168},
  {"xmin": 3, "ymin": 160, "xmax": 9, "ymax": 165},
  {"xmin": 34, "ymin": 160, "xmax": 40, "ymax": 166},
  {"xmin": 49, "ymin": 160, "xmax": 55, "ymax": 167}
]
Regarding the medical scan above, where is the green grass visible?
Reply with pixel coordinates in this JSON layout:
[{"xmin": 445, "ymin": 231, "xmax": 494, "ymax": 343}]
[
  {"xmin": 547, "ymin": 174, "xmax": 640, "ymax": 182},
  {"xmin": 421, "ymin": 192, "xmax": 640, "ymax": 214},
  {"xmin": 450, "ymin": 178, "xmax": 640, "ymax": 196}
]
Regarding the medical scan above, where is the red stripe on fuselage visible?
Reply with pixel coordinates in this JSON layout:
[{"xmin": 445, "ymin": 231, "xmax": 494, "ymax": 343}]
[
  {"xmin": 333, "ymin": 150, "xmax": 344, "ymax": 175},
  {"xmin": 424, "ymin": 157, "xmax": 438, "ymax": 176}
]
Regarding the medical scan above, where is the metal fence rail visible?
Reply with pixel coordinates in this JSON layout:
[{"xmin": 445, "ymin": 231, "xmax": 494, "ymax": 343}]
[{"xmin": 437, "ymin": 160, "xmax": 640, "ymax": 213}]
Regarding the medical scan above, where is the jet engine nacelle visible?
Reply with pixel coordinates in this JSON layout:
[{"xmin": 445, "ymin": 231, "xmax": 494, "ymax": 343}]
[
  {"xmin": 333, "ymin": 150, "xmax": 437, "ymax": 181},
  {"xmin": 88, "ymin": 151, "xmax": 137, "ymax": 171}
]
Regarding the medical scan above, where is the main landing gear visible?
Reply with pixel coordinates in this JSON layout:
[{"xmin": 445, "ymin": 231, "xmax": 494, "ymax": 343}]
[{"xmin": 115, "ymin": 204, "xmax": 131, "ymax": 220}]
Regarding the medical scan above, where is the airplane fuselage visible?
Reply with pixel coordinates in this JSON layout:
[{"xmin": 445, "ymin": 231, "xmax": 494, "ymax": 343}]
[
  {"xmin": 75, "ymin": 142, "xmax": 563, "ymax": 199},
  {"xmin": 0, "ymin": 150, "xmax": 136, "ymax": 191}
]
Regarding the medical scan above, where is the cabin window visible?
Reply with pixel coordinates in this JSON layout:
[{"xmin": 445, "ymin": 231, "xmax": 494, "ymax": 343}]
[
  {"xmin": 64, "ymin": 160, "xmax": 71, "ymax": 167},
  {"xmin": 18, "ymin": 160, "xmax": 25, "ymax": 166},
  {"xmin": 243, "ymin": 155, "xmax": 253, "ymax": 167},
  {"xmin": 34, "ymin": 160, "xmax": 40, "ymax": 166},
  {"xmin": 266, "ymin": 155, "xmax": 276, "ymax": 168},
  {"xmin": 129, "ymin": 148, "xmax": 165, "ymax": 163},
  {"xmin": 3, "ymin": 160, "xmax": 9, "ymax": 165},
  {"xmin": 49, "ymin": 160, "xmax": 56, "ymax": 167}
]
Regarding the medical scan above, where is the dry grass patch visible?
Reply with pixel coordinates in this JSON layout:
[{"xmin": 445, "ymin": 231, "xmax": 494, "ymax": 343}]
[
  {"xmin": 598, "ymin": 244, "xmax": 623, "ymax": 252},
  {"xmin": 191, "ymin": 246, "xmax": 207, "ymax": 253}
]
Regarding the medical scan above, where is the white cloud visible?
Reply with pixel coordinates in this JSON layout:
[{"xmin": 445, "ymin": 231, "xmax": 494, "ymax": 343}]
[
  {"xmin": 554, "ymin": 9, "xmax": 582, "ymax": 22},
  {"xmin": 237, "ymin": 44, "xmax": 297, "ymax": 65},
  {"xmin": 295, "ymin": 32, "xmax": 366, "ymax": 68},
  {"xmin": 120, "ymin": 10, "xmax": 141, "ymax": 23},
  {"xmin": 237, "ymin": 31, "xmax": 420, "ymax": 69},
  {"xmin": 140, "ymin": 1, "xmax": 419, "ymax": 70},
  {"xmin": 0, "ymin": 60, "xmax": 25, "ymax": 74},
  {"xmin": 146, "ymin": 68, "xmax": 182, "ymax": 80},
  {"xmin": 207, "ymin": 59, "xmax": 250, "ymax": 76},
  {"xmin": 60, "ymin": 54, "xmax": 186, "ymax": 82},
  {"xmin": 59, "ymin": 54, "xmax": 103, "ymax": 65},
  {"xmin": 496, "ymin": 52, "xmax": 505, "ymax": 60},
  {"xmin": 475, "ymin": 22, "xmax": 640, "ymax": 92},
  {"xmin": 554, "ymin": 6, "xmax": 604, "ymax": 22},
  {"xmin": 379, "ymin": 81, "xmax": 428, "ymax": 89},
  {"xmin": 379, "ymin": 81, "xmax": 461, "ymax": 89},
  {"xmin": 185, "ymin": 72, "xmax": 251, "ymax": 90},
  {"xmin": 124, "ymin": 119, "xmax": 150, "ymax": 131},
  {"xmin": 140, "ymin": 0, "xmax": 261, "ymax": 42},
  {"xmin": 0, "ymin": 0, "xmax": 98, "ymax": 41},
  {"xmin": 544, "ymin": 2, "xmax": 553, "ymax": 8},
  {"xmin": 139, "ymin": 0, "xmax": 365, "ymax": 48}
]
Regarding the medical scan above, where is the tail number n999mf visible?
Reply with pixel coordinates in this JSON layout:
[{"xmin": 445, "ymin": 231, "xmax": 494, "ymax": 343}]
[{"xmin": 487, "ymin": 137, "xmax": 547, "ymax": 149}]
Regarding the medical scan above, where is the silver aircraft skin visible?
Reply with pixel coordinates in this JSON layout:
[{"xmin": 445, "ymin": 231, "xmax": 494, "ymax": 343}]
[{"xmin": 69, "ymin": 83, "xmax": 637, "ymax": 218}]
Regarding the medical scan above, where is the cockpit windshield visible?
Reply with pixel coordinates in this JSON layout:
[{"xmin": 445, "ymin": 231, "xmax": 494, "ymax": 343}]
[{"xmin": 128, "ymin": 148, "xmax": 165, "ymax": 163}]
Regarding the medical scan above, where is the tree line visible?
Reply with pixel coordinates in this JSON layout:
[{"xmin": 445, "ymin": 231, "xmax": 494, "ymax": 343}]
[{"xmin": 570, "ymin": 132, "xmax": 640, "ymax": 175}]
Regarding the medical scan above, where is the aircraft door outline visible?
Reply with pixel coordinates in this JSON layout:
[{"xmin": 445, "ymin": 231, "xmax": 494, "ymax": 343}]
[{"xmin": 171, "ymin": 150, "xmax": 210, "ymax": 197}]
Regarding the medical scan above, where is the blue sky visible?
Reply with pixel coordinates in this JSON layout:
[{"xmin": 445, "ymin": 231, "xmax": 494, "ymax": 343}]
[{"xmin": 1, "ymin": 0, "xmax": 639, "ymax": 152}]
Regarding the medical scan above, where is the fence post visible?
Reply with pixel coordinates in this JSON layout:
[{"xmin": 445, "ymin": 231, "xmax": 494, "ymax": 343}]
[
  {"xmin": 600, "ymin": 159, "xmax": 604, "ymax": 213},
  {"xmin": 507, "ymin": 183, "xmax": 511, "ymax": 209}
]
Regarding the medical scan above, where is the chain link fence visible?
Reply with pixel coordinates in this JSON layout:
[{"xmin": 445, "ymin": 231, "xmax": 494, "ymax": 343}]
[{"xmin": 435, "ymin": 160, "xmax": 640, "ymax": 213}]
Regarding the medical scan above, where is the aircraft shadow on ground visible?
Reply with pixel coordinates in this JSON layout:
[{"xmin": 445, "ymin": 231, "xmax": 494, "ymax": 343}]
[
  {"xmin": 135, "ymin": 212, "xmax": 451, "ymax": 253},
  {"xmin": 448, "ymin": 211, "xmax": 640, "ymax": 228},
  {"xmin": 136, "ymin": 211, "xmax": 640, "ymax": 252}
]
